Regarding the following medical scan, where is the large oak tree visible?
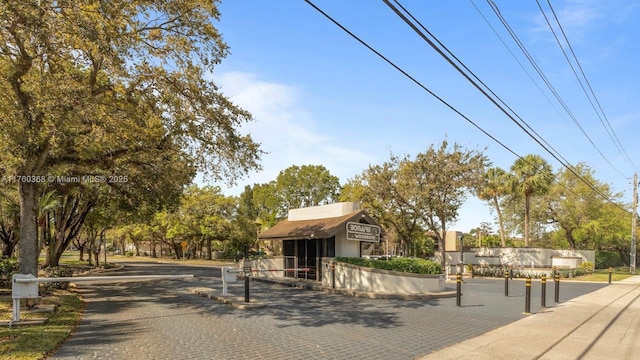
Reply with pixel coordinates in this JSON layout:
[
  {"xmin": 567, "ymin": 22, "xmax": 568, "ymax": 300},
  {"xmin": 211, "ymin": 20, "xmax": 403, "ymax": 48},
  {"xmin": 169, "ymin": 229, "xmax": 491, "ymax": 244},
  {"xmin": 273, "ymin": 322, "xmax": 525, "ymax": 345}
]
[
  {"xmin": 0, "ymin": 0, "xmax": 262, "ymax": 275},
  {"xmin": 343, "ymin": 141, "xmax": 488, "ymax": 270}
]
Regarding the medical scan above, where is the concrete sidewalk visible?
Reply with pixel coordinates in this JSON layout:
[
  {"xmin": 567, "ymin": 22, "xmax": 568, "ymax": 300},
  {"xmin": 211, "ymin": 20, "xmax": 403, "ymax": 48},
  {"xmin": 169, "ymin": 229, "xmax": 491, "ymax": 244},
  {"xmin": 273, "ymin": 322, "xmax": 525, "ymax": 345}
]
[{"xmin": 418, "ymin": 276, "xmax": 640, "ymax": 360}]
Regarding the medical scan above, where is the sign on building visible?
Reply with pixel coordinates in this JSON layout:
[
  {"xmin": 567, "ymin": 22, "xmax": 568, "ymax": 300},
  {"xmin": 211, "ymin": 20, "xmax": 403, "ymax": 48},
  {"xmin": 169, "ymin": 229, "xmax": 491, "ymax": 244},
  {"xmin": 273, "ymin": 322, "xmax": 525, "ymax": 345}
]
[{"xmin": 346, "ymin": 222, "xmax": 381, "ymax": 243}]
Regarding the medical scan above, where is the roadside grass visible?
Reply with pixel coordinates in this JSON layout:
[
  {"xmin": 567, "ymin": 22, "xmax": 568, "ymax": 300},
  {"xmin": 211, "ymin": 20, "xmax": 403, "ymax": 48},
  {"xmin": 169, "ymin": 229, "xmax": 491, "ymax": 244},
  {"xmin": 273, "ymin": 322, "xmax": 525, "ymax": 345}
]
[
  {"xmin": 0, "ymin": 289, "xmax": 83, "ymax": 360},
  {"xmin": 575, "ymin": 267, "xmax": 635, "ymax": 282}
]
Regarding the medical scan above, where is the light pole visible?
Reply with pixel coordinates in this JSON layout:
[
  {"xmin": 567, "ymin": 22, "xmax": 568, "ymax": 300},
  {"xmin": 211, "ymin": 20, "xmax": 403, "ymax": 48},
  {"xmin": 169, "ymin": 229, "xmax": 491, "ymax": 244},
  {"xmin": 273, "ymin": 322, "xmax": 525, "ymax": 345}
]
[{"xmin": 631, "ymin": 173, "xmax": 637, "ymax": 274}]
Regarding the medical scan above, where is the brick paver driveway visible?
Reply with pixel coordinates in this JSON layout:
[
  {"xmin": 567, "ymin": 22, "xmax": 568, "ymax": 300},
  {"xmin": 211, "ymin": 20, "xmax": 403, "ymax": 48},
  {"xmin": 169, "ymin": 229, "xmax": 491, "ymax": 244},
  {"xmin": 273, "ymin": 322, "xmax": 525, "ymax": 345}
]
[{"xmin": 48, "ymin": 262, "xmax": 605, "ymax": 360}]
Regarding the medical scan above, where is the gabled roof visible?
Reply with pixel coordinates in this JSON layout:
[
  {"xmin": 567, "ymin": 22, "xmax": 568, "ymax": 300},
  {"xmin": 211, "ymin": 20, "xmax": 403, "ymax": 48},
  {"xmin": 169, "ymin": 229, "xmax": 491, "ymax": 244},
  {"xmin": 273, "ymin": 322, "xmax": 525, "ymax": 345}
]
[{"xmin": 258, "ymin": 209, "xmax": 378, "ymax": 241}]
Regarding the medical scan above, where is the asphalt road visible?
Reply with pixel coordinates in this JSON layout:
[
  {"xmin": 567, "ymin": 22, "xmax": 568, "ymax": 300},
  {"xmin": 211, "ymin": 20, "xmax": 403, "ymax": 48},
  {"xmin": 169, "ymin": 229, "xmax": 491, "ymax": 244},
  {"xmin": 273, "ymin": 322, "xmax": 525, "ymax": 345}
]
[{"xmin": 48, "ymin": 262, "xmax": 606, "ymax": 360}]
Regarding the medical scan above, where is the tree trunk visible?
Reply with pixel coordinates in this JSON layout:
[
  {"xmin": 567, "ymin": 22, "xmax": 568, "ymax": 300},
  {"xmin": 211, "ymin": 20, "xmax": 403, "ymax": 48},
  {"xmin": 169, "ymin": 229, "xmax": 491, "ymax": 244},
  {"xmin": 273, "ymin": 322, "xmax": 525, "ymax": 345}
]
[
  {"xmin": 205, "ymin": 238, "xmax": 212, "ymax": 260},
  {"xmin": 437, "ymin": 234, "xmax": 446, "ymax": 272},
  {"xmin": 151, "ymin": 238, "xmax": 157, "ymax": 258},
  {"xmin": 87, "ymin": 243, "xmax": 93, "ymax": 266},
  {"xmin": 18, "ymin": 181, "xmax": 39, "ymax": 275},
  {"xmin": 0, "ymin": 222, "xmax": 19, "ymax": 257},
  {"xmin": 78, "ymin": 244, "xmax": 86, "ymax": 261},
  {"xmin": 616, "ymin": 246, "xmax": 630, "ymax": 267},
  {"xmin": 524, "ymin": 194, "xmax": 530, "ymax": 247},
  {"xmin": 564, "ymin": 226, "xmax": 577, "ymax": 249},
  {"xmin": 2, "ymin": 241, "xmax": 16, "ymax": 257},
  {"xmin": 48, "ymin": 232, "xmax": 66, "ymax": 267},
  {"xmin": 493, "ymin": 196, "xmax": 506, "ymax": 247},
  {"xmin": 45, "ymin": 194, "xmax": 95, "ymax": 267},
  {"xmin": 171, "ymin": 242, "xmax": 181, "ymax": 259}
]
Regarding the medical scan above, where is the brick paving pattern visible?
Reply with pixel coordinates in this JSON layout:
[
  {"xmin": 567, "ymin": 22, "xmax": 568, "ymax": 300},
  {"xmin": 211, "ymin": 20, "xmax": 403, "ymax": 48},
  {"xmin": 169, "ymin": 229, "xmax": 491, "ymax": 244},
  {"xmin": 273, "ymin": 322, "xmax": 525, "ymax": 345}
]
[{"xmin": 48, "ymin": 262, "xmax": 605, "ymax": 360}]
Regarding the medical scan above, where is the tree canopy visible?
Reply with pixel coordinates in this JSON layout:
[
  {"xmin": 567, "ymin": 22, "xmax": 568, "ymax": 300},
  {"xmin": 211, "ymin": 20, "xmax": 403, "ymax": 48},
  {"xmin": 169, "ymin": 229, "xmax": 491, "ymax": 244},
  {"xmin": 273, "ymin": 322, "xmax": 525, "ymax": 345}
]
[
  {"xmin": 342, "ymin": 141, "xmax": 488, "ymax": 270},
  {"xmin": 275, "ymin": 165, "xmax": 340, "ymax": 212},
  {"xmin": 0, "ymin": 0, "xmax": 262, "ymax": 275},
  {"xmin": 510, "ymin": 154, "xmax": 554, "ymax": 247}
]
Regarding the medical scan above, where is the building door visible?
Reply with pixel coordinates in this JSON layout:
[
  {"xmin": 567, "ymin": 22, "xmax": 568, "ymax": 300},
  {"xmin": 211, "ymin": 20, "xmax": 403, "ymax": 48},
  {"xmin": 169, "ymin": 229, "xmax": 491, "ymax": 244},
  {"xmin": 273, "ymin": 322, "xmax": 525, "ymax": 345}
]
[{"xmin": 283, "ymin": 237, "xmax": 335, "ymax": 281}]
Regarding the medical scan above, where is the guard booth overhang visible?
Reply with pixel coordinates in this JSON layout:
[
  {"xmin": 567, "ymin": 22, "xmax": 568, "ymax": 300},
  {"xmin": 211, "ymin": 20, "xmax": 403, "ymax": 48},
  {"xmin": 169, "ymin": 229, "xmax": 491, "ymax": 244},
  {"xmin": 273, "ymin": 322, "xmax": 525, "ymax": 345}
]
[{"xmin": 258, "ymin": 202, "xmax": 381, "ymax": 280}]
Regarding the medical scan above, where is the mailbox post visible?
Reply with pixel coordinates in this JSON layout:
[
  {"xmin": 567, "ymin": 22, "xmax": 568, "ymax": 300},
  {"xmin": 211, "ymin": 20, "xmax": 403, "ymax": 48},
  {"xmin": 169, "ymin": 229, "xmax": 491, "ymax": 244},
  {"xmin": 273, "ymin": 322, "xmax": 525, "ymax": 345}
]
[{"xmin": 221, "ymin": 267, "xmax": 237, "ymax": 296}]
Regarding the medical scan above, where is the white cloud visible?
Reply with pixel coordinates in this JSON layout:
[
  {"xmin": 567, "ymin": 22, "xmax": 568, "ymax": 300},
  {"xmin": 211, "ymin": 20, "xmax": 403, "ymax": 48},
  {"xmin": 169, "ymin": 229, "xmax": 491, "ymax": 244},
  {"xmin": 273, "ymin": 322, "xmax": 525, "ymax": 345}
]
[{"xmin": 214, "ymin": 71, "xmax": 370, "ymax": 194}]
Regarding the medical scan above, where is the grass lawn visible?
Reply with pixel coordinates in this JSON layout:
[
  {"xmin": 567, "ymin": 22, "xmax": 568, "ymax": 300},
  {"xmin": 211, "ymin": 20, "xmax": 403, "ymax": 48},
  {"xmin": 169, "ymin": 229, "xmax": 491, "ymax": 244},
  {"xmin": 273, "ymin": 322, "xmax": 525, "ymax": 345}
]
[
  {"xmin": 0, "ymin": 289, "xmax": 83, "ymax": 360},
  {"xmin": 574, "ymin": 266, "xmax": 636, "ymax": 282}
]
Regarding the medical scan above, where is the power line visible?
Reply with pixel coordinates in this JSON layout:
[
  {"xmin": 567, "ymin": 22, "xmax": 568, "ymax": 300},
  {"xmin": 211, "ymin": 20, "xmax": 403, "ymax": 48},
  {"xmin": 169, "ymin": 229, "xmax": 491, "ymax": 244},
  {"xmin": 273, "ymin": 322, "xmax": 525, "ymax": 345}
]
[
  {"xmin": 469, "ymin": 0, "xmax": 567, "ymax": 121},
  {"xmin": 539, "ymin": 0, "xmax": 637, "ymax": 172},
  {"xmin": 384, "ymin": 0, "xmax": 565, "ymax": 164},
  {"xmin": 382, "ymin": 0, "xmax": 626, "ymax": 212},
  {"xmin": 302, "ymin": 0, "xmax": 520, "ymax": 160},
  {"xmin": 473, "ymin": 0, "xmax": 627, "ymax": 178},
  {"xmin": 302, "ymin": 0, "xmax": 628, "ymax": 214}
]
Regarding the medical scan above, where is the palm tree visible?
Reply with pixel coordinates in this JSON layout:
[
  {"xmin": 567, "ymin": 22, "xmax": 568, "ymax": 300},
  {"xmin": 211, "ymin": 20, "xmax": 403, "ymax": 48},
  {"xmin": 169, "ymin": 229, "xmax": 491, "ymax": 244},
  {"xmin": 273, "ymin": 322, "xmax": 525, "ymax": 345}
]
[
  {"xmin": 477, "ymin": 167, "xmax": 511, "ymax": 247},
  {"xmin": 510, "ymin": 155, "xmax": 554, "ymax": 247}
]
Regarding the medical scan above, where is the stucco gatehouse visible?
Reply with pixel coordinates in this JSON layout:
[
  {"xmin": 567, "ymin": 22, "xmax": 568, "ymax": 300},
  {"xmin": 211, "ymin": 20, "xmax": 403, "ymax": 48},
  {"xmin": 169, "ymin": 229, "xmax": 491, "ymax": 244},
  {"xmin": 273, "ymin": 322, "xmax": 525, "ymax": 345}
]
[{"xmin": 258, "ymin": 202, "xmax": 381, "ymax": 281}]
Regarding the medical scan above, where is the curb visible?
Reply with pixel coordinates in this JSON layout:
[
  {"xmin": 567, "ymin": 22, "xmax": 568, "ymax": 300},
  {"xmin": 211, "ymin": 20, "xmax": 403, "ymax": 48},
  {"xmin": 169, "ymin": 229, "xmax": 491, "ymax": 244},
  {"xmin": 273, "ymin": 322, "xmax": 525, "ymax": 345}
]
[
  {"xmin": 249, "ymin": 276, "xmax": 456, "ymax": 300},
  {"xmin": 187, "ymin": 287, "xmax": 267, "ymax": 310}
]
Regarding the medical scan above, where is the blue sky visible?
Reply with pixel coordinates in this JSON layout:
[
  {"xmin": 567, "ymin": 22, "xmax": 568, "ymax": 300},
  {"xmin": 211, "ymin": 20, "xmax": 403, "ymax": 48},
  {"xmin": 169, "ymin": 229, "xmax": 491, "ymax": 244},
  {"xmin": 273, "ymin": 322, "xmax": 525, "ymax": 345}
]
[{"xmin": 209, "ymin": 0, "xmax": 640, "ymax": 233}]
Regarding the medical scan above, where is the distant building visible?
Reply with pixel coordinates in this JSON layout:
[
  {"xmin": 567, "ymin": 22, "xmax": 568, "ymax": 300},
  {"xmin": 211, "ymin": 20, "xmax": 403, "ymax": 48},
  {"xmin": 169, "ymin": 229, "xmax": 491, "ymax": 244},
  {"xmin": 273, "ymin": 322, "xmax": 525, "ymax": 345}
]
[{"xmin": 258, "ymin": 202, "xmax": 381, "ymax": 281}]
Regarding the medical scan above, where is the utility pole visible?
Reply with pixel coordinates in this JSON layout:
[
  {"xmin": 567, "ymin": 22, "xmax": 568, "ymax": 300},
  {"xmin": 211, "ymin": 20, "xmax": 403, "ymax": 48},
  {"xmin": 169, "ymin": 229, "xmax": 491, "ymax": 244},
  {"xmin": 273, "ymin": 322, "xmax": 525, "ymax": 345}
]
[{"xmin": 631, "ymin": 173, "xmax": 637, "ymax": 274}]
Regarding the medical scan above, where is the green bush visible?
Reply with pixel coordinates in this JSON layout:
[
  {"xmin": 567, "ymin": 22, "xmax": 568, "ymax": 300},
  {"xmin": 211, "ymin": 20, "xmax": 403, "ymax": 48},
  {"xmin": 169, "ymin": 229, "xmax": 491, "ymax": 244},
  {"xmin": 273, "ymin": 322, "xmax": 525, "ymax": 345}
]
[
  {"xmin": 0, "ymin": 257, "xmax": 19, "ymax": 288},
  {"xmin": 473, "ymin": 267, "xmax": 506, "ymax": 277},
  {"xmin": 42, "ymin": 267, "xmax": 74, "ymax": 290},
  {"xmin": 595, "ymin": 251, "xmax": 623, "ymax": 269},
  {"xmin": 334, "ymin": 257, "xmax": 441, "ymax": 274},
  {"xmin": 580, "ymin": 261, "xmax": 594, "ymax": 273}
]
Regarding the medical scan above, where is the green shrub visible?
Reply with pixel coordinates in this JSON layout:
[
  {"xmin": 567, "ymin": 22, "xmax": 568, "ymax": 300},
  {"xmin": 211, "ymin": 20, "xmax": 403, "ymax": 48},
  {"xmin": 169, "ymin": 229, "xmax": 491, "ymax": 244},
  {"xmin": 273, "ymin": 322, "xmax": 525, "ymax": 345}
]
[
  {"xmin": 42, "ymin": 267, "xmax": 74, "ymax": 290},
  {"xmin": 580, "ymin": 261, "xmax": 594, "ymax": 273},
  {"xmin": 125, "ymin": 251, "xmax": 134, "ymax": 257},
  {"xmin": 334, "ymin": 257, "xmax": 441, "ymax": 274},
  {"xmin": 473, "ymin": 267, "xmax": 506, "ymax": 277},
  {"xmin": 595, "ymin": 251, "xmax": 623, "ymax": 269},
  {"xmin": 0, "ymin": 257, "xmax": 19, "ymax": 288}
]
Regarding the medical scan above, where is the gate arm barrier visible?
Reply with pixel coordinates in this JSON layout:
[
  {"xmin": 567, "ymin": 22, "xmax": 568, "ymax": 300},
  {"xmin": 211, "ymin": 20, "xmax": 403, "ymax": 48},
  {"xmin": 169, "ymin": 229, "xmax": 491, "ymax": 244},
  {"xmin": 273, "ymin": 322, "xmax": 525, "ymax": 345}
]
[
  {"xmin": 225, "ymin": 268, "xmax": 310, "ymax": 274},
  {"xmin": 11, "ymin": 273, "xmax": 194, "ymax": 323}
]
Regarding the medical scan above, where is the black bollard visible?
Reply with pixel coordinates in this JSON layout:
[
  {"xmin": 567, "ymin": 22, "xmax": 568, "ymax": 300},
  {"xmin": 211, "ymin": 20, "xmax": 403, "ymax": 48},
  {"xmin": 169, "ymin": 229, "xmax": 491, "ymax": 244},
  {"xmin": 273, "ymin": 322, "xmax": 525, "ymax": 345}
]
[
  {"xmin": 509, "ymin": 265, "xmax": 513, "ymax": 280},
  {"xmin": 244, "ymin": 245, "xmax": 250, "ymax": 303},
  {"xmin": 504, "ymin": 270, "xmax": 509, "ymax": 296},
  {"xmin": 608, "ymin": 267, "xmax": 613, "ymax": 284},
  {"xmin": 456, "ymin": 273, "xmax": 462, "ymax": 307},
  {"xmin": 525, "ymin": 277, "xmax": 532, "ymax": 314},
  {"xmin": 554, "ymin": 271, "xmax": 560, "ymax": 303},
  {"xmin": 541, "ymin": 274, "xmax": 547, "ymax": 308}
]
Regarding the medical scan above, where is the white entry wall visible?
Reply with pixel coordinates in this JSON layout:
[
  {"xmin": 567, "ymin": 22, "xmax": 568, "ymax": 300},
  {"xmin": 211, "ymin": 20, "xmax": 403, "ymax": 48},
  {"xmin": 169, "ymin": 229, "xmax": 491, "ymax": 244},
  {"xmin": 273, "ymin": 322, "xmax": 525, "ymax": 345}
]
[{"xmin": 439, "ymin": 247, "xmax": 595, "ymax": 269}]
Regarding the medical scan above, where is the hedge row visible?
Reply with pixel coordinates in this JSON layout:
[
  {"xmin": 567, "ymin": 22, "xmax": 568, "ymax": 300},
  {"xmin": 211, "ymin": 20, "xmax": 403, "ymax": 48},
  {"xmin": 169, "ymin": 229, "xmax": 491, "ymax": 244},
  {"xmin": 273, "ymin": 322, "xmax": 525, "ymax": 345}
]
[{"xmin": 334, "ymin": 257, "xmax": 441, "ymax": 274}]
